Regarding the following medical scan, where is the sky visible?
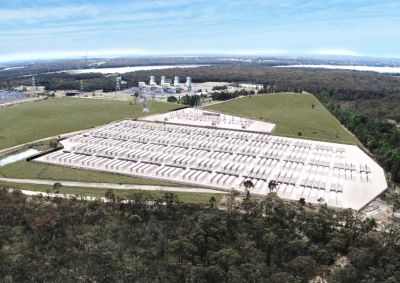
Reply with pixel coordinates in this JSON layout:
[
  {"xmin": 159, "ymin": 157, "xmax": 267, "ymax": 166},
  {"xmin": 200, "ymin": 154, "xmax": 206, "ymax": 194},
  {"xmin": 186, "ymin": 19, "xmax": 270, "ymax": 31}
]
[{"xmin": 0, "ymin": 0, "xmax": 400, "ymax": 62}]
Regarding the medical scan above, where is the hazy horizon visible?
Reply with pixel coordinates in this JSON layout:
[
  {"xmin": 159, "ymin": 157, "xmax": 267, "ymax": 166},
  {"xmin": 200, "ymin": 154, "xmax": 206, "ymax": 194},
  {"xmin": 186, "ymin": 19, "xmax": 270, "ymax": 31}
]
[{"xmin": 2, "ymin": 52, "xmax": 400, "ymax": 65}]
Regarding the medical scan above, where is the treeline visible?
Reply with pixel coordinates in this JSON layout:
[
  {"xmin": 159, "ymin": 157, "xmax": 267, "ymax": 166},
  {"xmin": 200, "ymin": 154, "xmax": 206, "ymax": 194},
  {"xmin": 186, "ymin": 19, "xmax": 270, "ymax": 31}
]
[
  {"xmin": 212, "ymin": 85, "xmax": 228, "ymax": 90},
  {"xmin": 2, "ymin": 188, "xmax": 400, "ymax": 282},
  {"xmin": 316, "ymin": 93, "xmax": 400, "ymax": 183},
  {"xmin": 211, "ymin": 89, "xmax": 256, "ymax": 101},
  {"xmin": 38, "ymin": 73, "xmax": 118, "ymax": 92},
  {"xmin": 0, "ymin": 72, "xmax": 123, "ymax": 92},
  {"xmin": 179, "ymin": 94, "xmax": 201, "ymax": 106},
  {"xmin": 127, "ymin": 66, "xmax": 400, "ymax": 99},
  {"xmin": 3, "ymin": 66, "xmax": 400, "ymax": 99}
]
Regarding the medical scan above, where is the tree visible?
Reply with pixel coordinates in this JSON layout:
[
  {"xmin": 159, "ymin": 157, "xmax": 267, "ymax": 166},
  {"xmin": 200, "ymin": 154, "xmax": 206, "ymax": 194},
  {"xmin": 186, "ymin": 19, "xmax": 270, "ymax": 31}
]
[
  {"xmin": 180, "ymin": 94, "xmax": 200, "ymax": 106},
  {"xmin": 53, "ymin": 182, "xmax": 62, "ymax": 193},
  {"xmin": 227, "ymin": 189, "xmax": 240, "ymax": 211},
  {"xmin": 387, "ymin": 187, "xmax": 400, "ymax": 216},
  {"xmin": 105, "ymin": 189, "xmax": 116, "ymax": 203},
  {"xmin": 49, "ymin": 140, "xmax": 58, "ymax": 149},
  {"xmin": 170, "ymin": 238, "xmax": 195, "ymax": 263},
  {"xmin": 132, "ymin": 92, "xmax": 139, "ymax": 104},
  {"xmin": 162, "ymin": 192, "xmax": 179, "ymax": 208},
  {"xmin": 288, "ymin": 256, "xmax": 317, "ymax": 279},
  {"xmin": 192, "ymin": 265, "xmax": 226, "ymax": 283},
  {"xmin": 262, "ymin": 228, "xmax": 278, "ymax": 266},
  {"xmin": 268, "ymin": 180, "xmax": 278, "ymax": 193},
  {"xmin": 210, "ymin": 248, "xmax": 242, "ymax": 274},
  {"xmin": 128, "ymin": 214, "xmax": 142, "ymax": 225},
  {"xmin": 270, "ymin": 272, "xmax": 300, "ymax": 283},
  {"xmin": 209, "ymin": 196, "xmax": 217, "ymax": 208},
  {"xmin": 329, "ymin": 264, "xmax": 358, "ymax": 283},
  {"xmin": 243, "ymin": 180, "xmax": 254, "ymax": 200}
]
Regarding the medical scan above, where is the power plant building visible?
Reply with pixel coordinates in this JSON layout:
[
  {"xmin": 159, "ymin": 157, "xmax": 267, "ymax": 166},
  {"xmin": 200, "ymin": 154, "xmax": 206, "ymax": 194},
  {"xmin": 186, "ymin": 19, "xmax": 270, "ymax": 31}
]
[{"xmin": 138, "ymin": 76, "xmax": 193, "ymax": 94}]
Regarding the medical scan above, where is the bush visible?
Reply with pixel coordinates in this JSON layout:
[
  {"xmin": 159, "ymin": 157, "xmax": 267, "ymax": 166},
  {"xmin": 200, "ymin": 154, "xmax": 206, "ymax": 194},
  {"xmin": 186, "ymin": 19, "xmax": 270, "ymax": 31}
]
[{"xmin": 167, "ymin": 96, "xmax": 178, "ymax": 103}]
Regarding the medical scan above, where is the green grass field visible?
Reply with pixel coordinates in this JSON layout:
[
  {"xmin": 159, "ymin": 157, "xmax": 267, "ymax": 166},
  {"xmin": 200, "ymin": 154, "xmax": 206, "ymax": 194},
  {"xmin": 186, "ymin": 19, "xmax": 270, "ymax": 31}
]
[
  {"xmin": 0, "ymin": 97, "xmax": 185, "ymax": 188},
  {"xmin": 0, "ymin": 182, "xmax": 223, "ymax": 205},
  {"xmin": 0, "ymin": 161, "xmax": 181, "ymax": 186},
  {"xmin": 0, "ymin": 97, "xmax": 183, "ymax": 150},
  {"xmin": 206, "ymin": 93, "xmax": 359, "ymax": 144}
]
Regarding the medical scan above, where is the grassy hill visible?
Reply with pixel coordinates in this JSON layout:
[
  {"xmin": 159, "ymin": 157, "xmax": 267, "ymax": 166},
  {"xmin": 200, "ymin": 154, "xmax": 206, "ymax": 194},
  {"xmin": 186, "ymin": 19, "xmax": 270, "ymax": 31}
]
[
  {"xmin": 206, "ymin": 93, "xmax": 359, "ymax": 144},
  {"xmin": 0, "ymin": 97, "xmax": 183, "ymax": 150}
]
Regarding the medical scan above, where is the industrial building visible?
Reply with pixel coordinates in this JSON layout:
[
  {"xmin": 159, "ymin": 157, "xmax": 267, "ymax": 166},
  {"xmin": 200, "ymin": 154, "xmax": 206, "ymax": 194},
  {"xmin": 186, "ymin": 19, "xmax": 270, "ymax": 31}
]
[
  {"xmin": 35, "ymin": 109, "xmax": 387, "ymax": 210},
  {"xmin": 138, "ymin": 76, "xmax": 192, "ymax": 93}
]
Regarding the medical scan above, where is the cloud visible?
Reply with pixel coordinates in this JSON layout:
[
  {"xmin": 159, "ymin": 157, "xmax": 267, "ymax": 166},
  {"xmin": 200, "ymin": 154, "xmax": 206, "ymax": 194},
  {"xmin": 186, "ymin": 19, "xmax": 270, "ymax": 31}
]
[
  {"xmin": 0, "ymin": 0, "xmax": 202, "ymax": 23},
  {"xmin": 313, "ymin": 49, "xmax": 360, "ymax": 56},
  {"xmin": 0, "ymin": 5, "xmax": 101, "ymax": 22}
]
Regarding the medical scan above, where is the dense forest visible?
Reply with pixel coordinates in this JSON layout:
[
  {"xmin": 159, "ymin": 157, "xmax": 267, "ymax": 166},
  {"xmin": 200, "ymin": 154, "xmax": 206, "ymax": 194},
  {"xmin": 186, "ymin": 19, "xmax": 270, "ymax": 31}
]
[
  {"xmin": 1, "ymin": 188, "xmax": 400, "ymax": 283},
  {"xmin": 2, "ymin": 66, "xmax": 400, "ymax": 105},
  {"xmin": 123, "ymin": 67, "xmax": 400, "ymax": 110}
]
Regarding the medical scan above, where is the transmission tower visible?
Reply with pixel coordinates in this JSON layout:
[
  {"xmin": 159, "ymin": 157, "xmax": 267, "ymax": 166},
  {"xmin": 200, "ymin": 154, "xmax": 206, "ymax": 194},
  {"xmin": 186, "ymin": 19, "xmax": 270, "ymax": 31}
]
[
  {"xmin": 142, "ymin": 93, "xmax": 149, "ymax": 112},
  {"xmin": 80, "ymin": 80, "xmax": 84, "ymax": 92},
  {"xmin": 31, "ymin": 75, "xmax": 36, "ymax": 90},
  {"xmin": 115, "ymin": 76, "xmax": 121, "ymax": 93}
]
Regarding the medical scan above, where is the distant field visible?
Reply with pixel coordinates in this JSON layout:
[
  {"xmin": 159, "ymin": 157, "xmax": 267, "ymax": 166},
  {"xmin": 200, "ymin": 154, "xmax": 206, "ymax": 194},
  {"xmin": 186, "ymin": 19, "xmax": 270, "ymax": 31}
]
[
  {"xmin": 0, "ymin": 161, "xmax": 180, "ymax": 187},
  {"xmin": 206, "ymin": 93, "xmax": 359, "ymax": 144},
  {"xmin": 0, "ymin": 97, "xmax": 183, "ymax": 150},
  {"xmin": 0, "ymin": 182, "xmax": 223, "ymax": 205}
]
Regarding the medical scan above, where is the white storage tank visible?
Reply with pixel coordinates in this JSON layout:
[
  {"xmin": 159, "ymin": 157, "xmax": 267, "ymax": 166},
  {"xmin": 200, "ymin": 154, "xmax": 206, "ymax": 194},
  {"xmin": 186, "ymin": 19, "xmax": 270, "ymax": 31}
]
[{"xmin": 186, "ymin": 77, "xmax": 192, "ymax": 90}]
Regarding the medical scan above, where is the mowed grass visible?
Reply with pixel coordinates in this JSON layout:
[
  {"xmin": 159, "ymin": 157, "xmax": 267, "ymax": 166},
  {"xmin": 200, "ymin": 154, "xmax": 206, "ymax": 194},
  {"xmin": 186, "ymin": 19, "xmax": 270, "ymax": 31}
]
[
  {"xmin": 206, "ymin": 93, "xmax": 359, "ymax": 144},
  {"xmin": 0, "ymin": 182, "xmax": 224, "ymax": 205},
  {"xmin": 0, "ymin": 161, "xmax": 181, "ymax": 187},
  {"xmin": 0, "ymin": 97, "xmax": 183, "ymax": 150}
]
